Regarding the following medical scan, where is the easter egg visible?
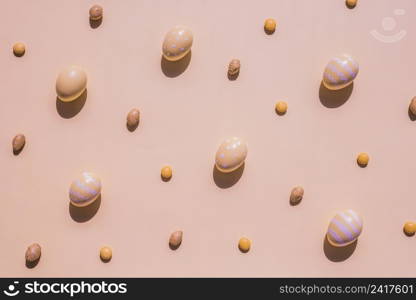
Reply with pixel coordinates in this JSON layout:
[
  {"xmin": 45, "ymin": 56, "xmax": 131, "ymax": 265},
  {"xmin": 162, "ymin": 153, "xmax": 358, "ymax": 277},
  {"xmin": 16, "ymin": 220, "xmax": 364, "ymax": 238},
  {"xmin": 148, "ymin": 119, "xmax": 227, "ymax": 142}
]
[
  {"xmin": 322, "ymin": 54, "xmax": 359, "ymax": 90},
  {"xmin": 162, "ymin": 26, "xmax": 193, "ymax": 61},
  {"xmin": 56, "ymin": 66, "xmax": 87, "ymax": 102},
  {"xmin": 69, "ymin": 172, "xmax": 101, "ymax": 207},
  {"xmin": 215, "ymin": 137, "xmax": 247, "ymax": 173},
  {"xmin": 327, "ymin": 209, "xmax": 363, "ymax": 247}
]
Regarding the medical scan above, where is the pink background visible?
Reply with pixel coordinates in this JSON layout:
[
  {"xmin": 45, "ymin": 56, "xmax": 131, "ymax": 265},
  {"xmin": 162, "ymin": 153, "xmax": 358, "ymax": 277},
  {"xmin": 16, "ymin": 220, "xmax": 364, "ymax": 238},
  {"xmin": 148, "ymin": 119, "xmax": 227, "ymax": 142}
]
[{"xmin": 1, "ymin": 0, "xmax": 416, "ymax": 277}]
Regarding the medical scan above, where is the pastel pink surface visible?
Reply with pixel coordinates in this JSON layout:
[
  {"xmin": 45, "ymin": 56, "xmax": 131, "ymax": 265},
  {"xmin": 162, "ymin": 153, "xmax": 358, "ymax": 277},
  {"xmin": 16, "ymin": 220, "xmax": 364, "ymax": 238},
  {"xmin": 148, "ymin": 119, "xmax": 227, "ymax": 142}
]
[{"xmin": 0, "ymin": 0, "xmax": 415, "ymax": 277}]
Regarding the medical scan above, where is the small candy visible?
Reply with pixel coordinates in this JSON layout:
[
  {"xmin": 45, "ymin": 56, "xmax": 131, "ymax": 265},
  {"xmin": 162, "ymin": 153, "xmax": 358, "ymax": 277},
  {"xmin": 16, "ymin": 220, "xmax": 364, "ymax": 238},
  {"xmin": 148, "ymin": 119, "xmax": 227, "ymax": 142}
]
[
  {"xmin": 327, "ymin": 209, "xmax": 363, "ymax": 247},
  {"xmin": 25, "ymin": 243, "xmax": 41, "ymax": 262},
  {"xmin": 215, "ymin": 137, "xmax": 247, "ymax": 173},
  {"xmin": 357, "ymin": 152, "xmax": 369, "ymax": 167},
  {"xmin": 56, "ymin": 66, "xmax": 87, "ymax": 102},
  {"xmin": 346, "ymin": 0, "xmax": 357, "ymax": 9},
  {"xmin": 69, "ymin": 172, "xmax": 101, "ymax": 207},
  {"xmin": 228, "ymin": 59, "xmax": 240, "ymax": 77},
  {"xmin": 238, "ymin": 237, "xmax": 251, "ymax": 253},
  {"xmin": 126, "ymin": 108, "xmax": 140, "ymax": 129},
  {"xmin": 264, "ymin": 18, "xmax": 276, "ymax": 34},
  {"xmin": 275, "ymin": 101, "xmax": 288, "ymax": 115},
  {"xmin": 290, "ymin": 186, "xmax": 304, "ymax": 205},
  {"xmin": 403, "ymin": 222, "xmax": 416, "ymax": 236},
  {"xmin": 169, "ymin": 230, "xmax": 183, "ymax": 250},
  {"xmin": 409, "ymin": 97, "xmax": 416, "ymax": 116},
  {"xmin": 161, "ymin": 166, "xmax": 172, "ymax": 181},
  {"xmin": 100, "ymin": 246, "xmax": 112, "ymax": 262},
  {"xmin": 162, "ymin": 26, "xmax": 193, "ymax": 61},
  {"xmin": 12, "ymin": 134, "xmax": 25, "ymax": 154},
  {"xmin": 322, "ymin": 54, "xmax": 359, "ymax": 90},
  {"xmin": 13, "ymin": 42, "xmax": 25, "ymax": 57},
  {"xmin": 89, "ymin": 5, "xmax": 103, "ymax": 20}
]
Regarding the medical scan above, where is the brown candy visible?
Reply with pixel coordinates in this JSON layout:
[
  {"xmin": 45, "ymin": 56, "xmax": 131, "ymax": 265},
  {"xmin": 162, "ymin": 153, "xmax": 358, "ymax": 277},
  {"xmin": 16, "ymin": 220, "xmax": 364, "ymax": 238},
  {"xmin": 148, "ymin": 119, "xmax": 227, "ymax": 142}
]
[
  {"xmin": 126, "ymin": 108, "xmax": 140, "ymax": 130},
  {"xmin": 169, "ymin": 230, "xmax": 183, "ymax": 250},
  {"xmin": 12, "ymin": 134, "xmax": 25, "ymax": 154},
  {"xmin": 290, "ymin": 186, "xmax": 304, "ymax": 205},
  {"xmin": 409, "ymin": 97, "xmax": 416, "ymax": 116},
  {"xmin": 228, "ymin": 59, "xmax": 240, "ymax": 77},
  {"xmin": 25, "ymin": 243, "xmax": 41, "ymax": 263},
  {"xmin": 89, "ymin": 5, "xmax": 103, "ymax": 20}
]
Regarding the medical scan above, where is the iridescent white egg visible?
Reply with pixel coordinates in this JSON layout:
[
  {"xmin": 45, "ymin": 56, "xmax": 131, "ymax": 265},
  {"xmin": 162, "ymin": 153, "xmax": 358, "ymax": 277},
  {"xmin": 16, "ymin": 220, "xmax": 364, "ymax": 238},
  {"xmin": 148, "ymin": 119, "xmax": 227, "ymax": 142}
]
[
  {"xmin": 322, "ymin": 54, "xmax": 359, "ymax": 90},
  {"xmin": 326, "ymin": 209, "xmax": 363, "ymax": 247},
  {"xmin": 162, "ymin": 26, "xmax": 193, "ymax": 61},
  {"xmin": 215, "ymin": 137, "xmax": 247, "ymax": 173},
  {"xmin": 69, "ymin": 172, "xmax": 101, "ymax": 207}
]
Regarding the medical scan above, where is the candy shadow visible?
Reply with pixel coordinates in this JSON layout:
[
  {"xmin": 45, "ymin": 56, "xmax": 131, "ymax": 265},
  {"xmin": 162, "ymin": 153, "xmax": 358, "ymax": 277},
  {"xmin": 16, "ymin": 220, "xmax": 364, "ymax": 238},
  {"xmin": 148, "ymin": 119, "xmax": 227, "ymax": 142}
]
[
  {"xmin": 319, "ymin": 82, "xmax": 353, "ymax": 108},
  {"xmin": 56, "ymin": 89, "xmax": 87, "ymax": 119},
  {"xmin": 408, "ymin": 107, "xmax": 416, "ymax": 121},
  {"xmin": 25, "ymin": 257, "xmax": 40, "ymax": 269},
  {"xmin": 90, "ymin": 18, "xmax": 103, "ymax": 29},
  {"xmin": 213, "ymin": 163, "xmax": 245, "ymax": 189},
  {"xmin": 161, "ymin": 50, "xmax": 191, "ymax": 78},
  {"xmin": 69, "ymin": 195, "xmax": 101, "ymax": 223},
  {"xmin": 323, "ymin": 235, "xmax": 357, "ymax": 262}
]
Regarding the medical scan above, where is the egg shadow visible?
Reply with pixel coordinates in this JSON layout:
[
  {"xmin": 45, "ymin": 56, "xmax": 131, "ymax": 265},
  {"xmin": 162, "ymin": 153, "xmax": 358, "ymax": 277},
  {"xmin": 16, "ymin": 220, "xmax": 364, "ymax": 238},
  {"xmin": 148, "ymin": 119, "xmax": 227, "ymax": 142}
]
[
  {"xmin": 89, "ymin": 18, "xmax": 103, "ymax": 29},
  {"xmin": 319, "ymin": 82, "xmax": 353, "ymax": 108},
  {"xmin": 213, "ymin": 163, "xmax": 245, "ymax": 189},
  {"xmin": 69, "ymin": 194, "xmax": 101, "ymax": 223},
  {"xmin": 408, "ymin": 107, "xmax": 416, "ymax": 121},
  {"xmin": 25, "ymin": 257, "xmax": 40, "ymax": 269},
  {"xmin": 323, "ymin": 235, "xmax": 357, "ymax": 262},
  {"xmin": 56, "ymin": 89, "xmax": 87, "ymax": 119},
  {"xmin": 227, "ymin": 71, "xmax": 239, "ymax": 81},
  {"xmin": 161, "ymin": 50, "xmax": 191, "ymax": 78}
]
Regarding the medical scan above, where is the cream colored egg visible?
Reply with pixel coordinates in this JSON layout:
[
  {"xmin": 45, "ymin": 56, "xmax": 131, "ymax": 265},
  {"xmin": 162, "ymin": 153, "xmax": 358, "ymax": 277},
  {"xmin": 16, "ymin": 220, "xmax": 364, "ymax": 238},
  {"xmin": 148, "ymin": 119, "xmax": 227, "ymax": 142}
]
[
  {"xmin": 327, "ymin": 209, "xmax": 363, "ymax": 247},
  {"xmin": 215, "ymin": 137, "xmax": 247, "ymax": 173},
  {"xmin": 322, "ymin": 54, "xmax": 359, "ymax": 90},
  {"xmin": 69, "ymin": 172, "xmax": 101, "ymax": 207},
  {"xmin": 162, "ymin": 25, "xmax": 193, "ymax": 61},
  {"xmin": 56, "ymin": 65, "xmax": 87, "ymax": 102}
]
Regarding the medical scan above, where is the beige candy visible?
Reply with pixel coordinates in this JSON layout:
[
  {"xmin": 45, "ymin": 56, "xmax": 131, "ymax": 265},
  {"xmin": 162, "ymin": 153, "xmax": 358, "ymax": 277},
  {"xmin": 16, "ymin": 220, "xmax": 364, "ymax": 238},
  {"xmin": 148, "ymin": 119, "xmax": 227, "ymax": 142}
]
[
  {"xmin": 100, "ymin": 246, "xmax": 112, "ymax": 262},
  {"xmin": 228, "ymin": 59, "xmax": 240, "ymax": 76},
  {"xmin": 169, "ymin": 230, "xmax": 183, "ymax": 250},
  {"xmin": 25, "ymin": 243, "xmax": 41, "ymax": 262},
  {"xmin": 13, "ymin": 42, "xmax": 26, "ymax": 57},
  {"xmin": 215, "ymin": 137, "xmax": 247, "ymax": 173},
  {"xmin": 12, "ymin": 134, "xmax": 25, "ymax": 154},
  {"xmin": 69, "ymin": 172, "xmax": 101, "ymax": 207},
  {"xmin": 56, "ymin": 66, "xmax": 87, "ymax": 102},
  {"xmin": 162, "ymin": 25, "xmax": 193, "ymax": 61}
]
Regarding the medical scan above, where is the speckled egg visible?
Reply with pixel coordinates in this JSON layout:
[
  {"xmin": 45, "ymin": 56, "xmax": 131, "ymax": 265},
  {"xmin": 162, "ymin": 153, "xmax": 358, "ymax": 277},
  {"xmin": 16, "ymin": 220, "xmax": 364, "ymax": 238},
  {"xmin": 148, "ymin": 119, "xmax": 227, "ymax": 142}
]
[
  {"xmin": 327, "ymin": 209, "xmax": 363, "ymax": 247},
  {"xmin": 56, "ymin": 65, "xmax": 87, "ymax": 102},
  {"xmin": 215, "ymin": 137, "xmax": 247, "ymax": 173},
  {"xmin": 322, "ymin": 54, "xmax": 359, "ymax": 90},
  {"xmin": 69, "ymin": 172, "xmax": 101, "ymax": 207},
  {"xmin": 162, "ymin": 26, "xmax": 193, "ymax": 61}
]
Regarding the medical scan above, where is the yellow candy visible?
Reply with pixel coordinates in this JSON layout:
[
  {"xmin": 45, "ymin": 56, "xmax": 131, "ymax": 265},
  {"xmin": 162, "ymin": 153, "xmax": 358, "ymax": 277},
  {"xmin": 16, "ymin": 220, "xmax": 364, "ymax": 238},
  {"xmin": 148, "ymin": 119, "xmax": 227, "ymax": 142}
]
[
  {"xmin": 275, "ymin": 101, "xmax": 287, "ymax": 115},
  {"xmin": 13, "ymin": 42, "xmax": 25, "ymax": 57},
  {"xmin": 403, "ymin": 222, "xmax": 416, "ymax": 236},
  {"xmin": 161, "ymin": 166, "xmax": 172, "ymax": 181},
  {"xmin": 357, "ymin": 153, "xmax": 369, "ymax": 167},
  {"xmin": 100, "ymin": 246, "xmax": 112, "ymax": 262},
  {"xmin": 238, "ymin": 237, "xmax": 251, "ymax": 253},
  {"xmin": 264, "ymin": 18, "xmax": 276, "ymax": 34}
]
